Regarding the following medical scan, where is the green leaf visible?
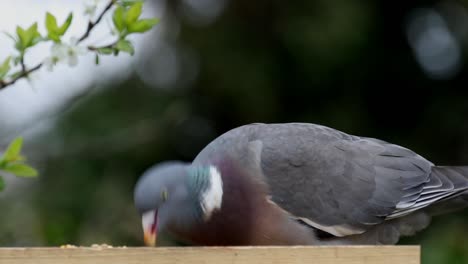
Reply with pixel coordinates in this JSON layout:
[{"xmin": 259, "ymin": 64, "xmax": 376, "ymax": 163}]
[
  {"xmin": 26, "ymin": 23, "xmax": 39, "ymax": 45},
  {"xmin": 17, "ymin": 23, "xmax": 41, "ymax": 50},
  {"xmin": 46, "ymin": 12, "xmax": 72, "ymax": 41},
  {"xmin": 0, "ymin": 56, "xmax": 11, "ymax": 79},
  {"xmin": 15, "ymin": 155, "xmax": 25, "ymax": 162},
  {"xmin": 4, "ymin": 163, "xmax": 38, "ymax": 177},
  {"xmin": 58, "ymin": 13, "xmax": 73, "ymax": 35},
  {"xmin": 2, "ymin": 137, "xmax": 23, "ymax": 162},
  {"xmin": 113, "ymin": 6, "xmax": 125, "ymax": 32},
  {"xmin": 16, "ymin": 26, "xmax": 27, "ymax": 50},
  {"xmin": 97, "ymin": 47, "xmax": 114, "ymax": 55},
  {"xmin": 30, "ymin": 33, "xmax": 42, "ymax": 46},
  {"xmin": 125, "ymin": 1, "xmax": 143, "ymax": 25},
  {"xmin": 95, "ymin": 54, "xmax": 100, "ymax": 65},
  {"xmin": 48, "ymin": 33, "xmax": 60, "ymax": 42},
  {"xmin": 116, "ymin": 39, "xmax": 135, "ymax": 55},
  {"xmin": 46, "ymin": 12, "xmax": 59, "ymax": 34},
  {"xmin": 0, "ymin": 176, "xmax": 4, "ymax": 191},
  {"xmin": 119, "ymin": 0, "xmax": 142, "ymax": 7},
  {"xmin": 14, "ymin": 43, "xmax": 22, "ymax": 53},
  {"xmin": 29, "ymin": 24, "xmax": 42, "ymax": 46},
  {"xmin": 127, "ymin": 18, "xmax": 159, "ymax": 33}
]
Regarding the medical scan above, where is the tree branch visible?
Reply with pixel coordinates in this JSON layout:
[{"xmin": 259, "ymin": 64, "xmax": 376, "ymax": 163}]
[
  {"xmin": 20, "ymin": 57, "xmax": 26, "ymax": 73},
  {"xmin": 0, "ymin": 0, "xmax": 116, "ymax": 90},
  {"xmin": 1, "ymin": 63, "xmax": 43, "ymax": 88},
  {"xmin": 88, "ymin": 40, "xmax": 119, "ymax": 52},
  {"xmin": 78, "ymin": 0, "xmax": 115, "ymax": 43}
]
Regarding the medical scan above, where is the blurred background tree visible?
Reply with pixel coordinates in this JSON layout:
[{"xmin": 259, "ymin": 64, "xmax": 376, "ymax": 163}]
[{"xmin": 0, "ymin": 1, "xmax": 468, "ymax": 263}]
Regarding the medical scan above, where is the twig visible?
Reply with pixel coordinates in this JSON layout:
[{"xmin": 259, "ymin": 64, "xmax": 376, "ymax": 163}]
[
  {"xmin": 78, "ymin": 0, "xmax": 115, "ymax": 43},
  {"xmin": 1, "ymin": 63, "xmax": 43, "ymax": 88},
  {"xmin": 20, "ymin": 56, "xmax": 26, "ymax": 73},
  {"xmin": 88, "ymin": 40, "xmax": 119, "ymax": 52},
  {"xmin": 0, "ymin": 0, "xmax": 116, "ymax": 90}
]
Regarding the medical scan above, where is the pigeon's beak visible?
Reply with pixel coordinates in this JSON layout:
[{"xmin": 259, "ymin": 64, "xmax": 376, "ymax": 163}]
[
  {"xmin": 142, "ymin": 210, "xmax": 157, "ymax": 246},
  {"xmin": 144, "ymin": 230, "xmax": 157, "ymax": 247}
]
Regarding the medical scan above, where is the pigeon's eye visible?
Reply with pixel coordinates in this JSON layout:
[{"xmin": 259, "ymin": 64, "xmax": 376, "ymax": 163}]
[{"xmin": 161, "ymin": 189, "xmax": 168, "ymax": 202}]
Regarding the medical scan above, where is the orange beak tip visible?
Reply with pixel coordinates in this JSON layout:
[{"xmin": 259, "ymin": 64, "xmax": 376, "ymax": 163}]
[{"xmin": 144, "ymin": 231, "xmax": 157, "ymax": 247}]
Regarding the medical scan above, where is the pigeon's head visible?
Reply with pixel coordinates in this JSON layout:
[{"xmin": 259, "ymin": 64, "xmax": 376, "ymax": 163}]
[{"xmin": 134, "ymin": 161, "xmax": 223, "ymax": 246}]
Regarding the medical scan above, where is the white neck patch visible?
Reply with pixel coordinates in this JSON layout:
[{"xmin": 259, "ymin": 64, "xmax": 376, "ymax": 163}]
[{"xmin": 200, "ymin": 166, "xmax": 223, "ymax": 221}]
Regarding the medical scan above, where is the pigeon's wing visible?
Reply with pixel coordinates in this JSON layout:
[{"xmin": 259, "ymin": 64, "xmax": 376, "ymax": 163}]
[{"xmin": 249, "ymin": 123, "xmax": 434, "ymax": 237}]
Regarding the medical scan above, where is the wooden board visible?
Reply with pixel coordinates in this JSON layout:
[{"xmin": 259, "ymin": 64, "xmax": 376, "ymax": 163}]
[{"xmin": 0, "ymin": 246, "xmax": 420, "ymax": 264}]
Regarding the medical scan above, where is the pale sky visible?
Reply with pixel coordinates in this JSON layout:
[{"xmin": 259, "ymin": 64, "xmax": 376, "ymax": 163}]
[{"xmin": 0, "ymin": 1, "xmax": 161, "ymax": 140}]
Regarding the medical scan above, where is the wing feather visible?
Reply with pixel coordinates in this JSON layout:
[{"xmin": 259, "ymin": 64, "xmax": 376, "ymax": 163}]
[{"xmin": 194, "ymin": 123, "xmax": 468, "ymax": 238}]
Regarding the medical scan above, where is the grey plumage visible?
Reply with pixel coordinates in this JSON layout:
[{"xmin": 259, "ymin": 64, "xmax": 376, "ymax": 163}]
[{"xmin": 135, "ymin": 123, "xmax": 468, "ymax": 245}]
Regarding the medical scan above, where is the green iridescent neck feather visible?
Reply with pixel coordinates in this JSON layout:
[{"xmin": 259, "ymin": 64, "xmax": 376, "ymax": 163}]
[{"xmin": 187, "ymin": 166, "xmax": 212, "ymax": 212}]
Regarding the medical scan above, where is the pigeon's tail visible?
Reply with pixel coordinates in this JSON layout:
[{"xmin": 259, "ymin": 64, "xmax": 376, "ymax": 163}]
[
  {"xmin": 388, "ymin": 166, "xmax": 468, "ymax": 219},
  {"xmin": 425, "ymin": 166, "xmax": 468, "ymax": 194},
  {"xmin": 424, "ymin": 166, "xmax": 468, "ymax": 215}
]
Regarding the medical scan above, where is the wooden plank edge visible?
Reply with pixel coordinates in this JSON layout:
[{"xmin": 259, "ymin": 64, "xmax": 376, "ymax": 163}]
[{"xmin": 0, "ymin": 245, "xmax": 421, "ymax": 264}]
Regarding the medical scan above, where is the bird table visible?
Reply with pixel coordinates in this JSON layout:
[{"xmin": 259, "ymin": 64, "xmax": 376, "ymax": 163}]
[{"xmin": 0, "ymin": 246, "xmax": 420, "ymax": 264}]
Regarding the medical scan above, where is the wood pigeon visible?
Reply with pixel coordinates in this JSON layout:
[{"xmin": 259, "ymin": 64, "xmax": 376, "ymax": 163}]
[{"xmin": 134, "ymin": 123, "xmax": 468, "ymax": 246}]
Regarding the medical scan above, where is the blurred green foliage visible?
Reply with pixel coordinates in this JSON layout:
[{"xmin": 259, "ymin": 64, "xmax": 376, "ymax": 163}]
[
  {"xmin": 1, "ymin": 1, "xmax": 468, "ymax": 264},
  {"xmin": 0, "ymin": 137, "xmax": 38, "ymax": 190}
]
